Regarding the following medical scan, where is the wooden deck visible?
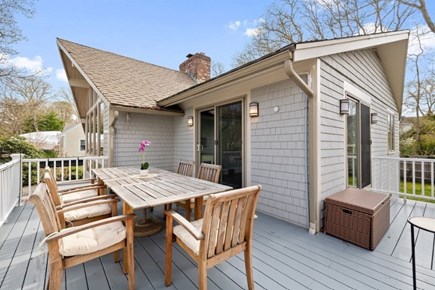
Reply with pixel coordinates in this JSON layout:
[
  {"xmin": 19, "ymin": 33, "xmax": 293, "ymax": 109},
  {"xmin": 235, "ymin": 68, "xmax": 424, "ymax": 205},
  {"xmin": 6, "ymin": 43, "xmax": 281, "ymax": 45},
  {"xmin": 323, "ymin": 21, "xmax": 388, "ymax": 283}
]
[{"xmin": 1, "ymin": 197, "xmax": 435, "ymax": 289}]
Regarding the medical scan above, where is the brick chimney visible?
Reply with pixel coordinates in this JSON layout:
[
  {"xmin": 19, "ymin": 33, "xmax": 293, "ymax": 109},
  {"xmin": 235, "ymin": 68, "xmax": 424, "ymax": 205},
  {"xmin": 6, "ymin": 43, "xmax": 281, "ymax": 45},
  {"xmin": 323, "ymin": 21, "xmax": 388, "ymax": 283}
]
[{"xmin": 179, "ymin": 52, "xmax": 211, "ymax": 83}]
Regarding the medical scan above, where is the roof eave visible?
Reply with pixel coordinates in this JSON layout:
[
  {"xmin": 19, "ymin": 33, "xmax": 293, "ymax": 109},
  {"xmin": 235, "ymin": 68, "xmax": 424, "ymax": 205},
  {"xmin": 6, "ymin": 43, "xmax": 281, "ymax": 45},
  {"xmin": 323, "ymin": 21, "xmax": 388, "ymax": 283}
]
[{"xmin": 158, "ymin": 47, "xmax": 294, "ymax": 107}]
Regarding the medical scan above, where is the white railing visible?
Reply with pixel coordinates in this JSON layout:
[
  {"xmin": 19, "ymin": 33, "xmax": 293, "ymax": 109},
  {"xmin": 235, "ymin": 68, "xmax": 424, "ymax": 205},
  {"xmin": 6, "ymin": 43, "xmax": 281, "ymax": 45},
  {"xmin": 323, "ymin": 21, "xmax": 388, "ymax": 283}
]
[
  {"xmin": 21, "ymin": 155, "xmax": 108, "ymax": 197},
  {"xmin": 0, "ymin": 154, "xmax": 22, "ymax": 227},
  {"xmin": 348, "ymin": 155, "xmax": 357, "ymax": 187},
  {"xmin": 372, "ymin": 156, "xmax": 435, "ymax": 202}
]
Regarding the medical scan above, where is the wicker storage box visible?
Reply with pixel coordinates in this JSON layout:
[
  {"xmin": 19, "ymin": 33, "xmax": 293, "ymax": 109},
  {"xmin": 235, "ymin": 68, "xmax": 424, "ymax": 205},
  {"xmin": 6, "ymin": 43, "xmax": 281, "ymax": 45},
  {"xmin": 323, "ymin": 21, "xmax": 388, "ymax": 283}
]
[{"xmin": 325, "ymin": 188, "xmax": 390, "ymax": 250}]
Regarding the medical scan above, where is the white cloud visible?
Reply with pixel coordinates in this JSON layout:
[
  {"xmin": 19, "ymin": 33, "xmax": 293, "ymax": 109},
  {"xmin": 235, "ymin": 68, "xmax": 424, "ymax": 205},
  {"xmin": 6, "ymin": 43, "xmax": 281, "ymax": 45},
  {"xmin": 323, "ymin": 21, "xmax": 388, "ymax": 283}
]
[
  {"xmin": 56, "ymin": 69, "xmax": 68, "ymax": 82},
  {"xmin": 228, "ymin": 19, "xmax": 264, "ymax": 36},
  {"xmin": 9, "ymin": 55, "xmax": 44, "ymax": 72},
  {"xmin": 244, "ymin": 28, "xmax": 260, "ymax": 37},
  {"xmin": 228, "ymin": 21, "xmax": 241, "ymax": 31},
  {"xmin": 408, "ymin": 25, "xmax": 435, "ymax": 55}
]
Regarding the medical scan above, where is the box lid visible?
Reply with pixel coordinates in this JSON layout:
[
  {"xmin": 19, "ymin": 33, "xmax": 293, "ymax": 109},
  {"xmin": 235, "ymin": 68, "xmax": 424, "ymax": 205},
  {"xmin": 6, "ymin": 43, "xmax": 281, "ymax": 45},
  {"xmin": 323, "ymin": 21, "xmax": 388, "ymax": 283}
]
[{"xmin": 325, "ymin": 188, "xmax": 389, "ymax": 215}]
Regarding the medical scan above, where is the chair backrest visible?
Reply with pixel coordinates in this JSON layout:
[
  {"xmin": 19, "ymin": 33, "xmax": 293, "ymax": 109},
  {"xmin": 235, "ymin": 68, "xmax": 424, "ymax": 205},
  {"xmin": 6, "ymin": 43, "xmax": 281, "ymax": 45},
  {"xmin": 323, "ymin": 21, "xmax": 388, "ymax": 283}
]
[
  {"xmin": 177, "ymin": 160, "xmax": 194, "ymax": 176},
  {"xmin": 197, "ymin": 163, "xmax": 222, "ymax": 183},
  {"xmin": 200, "ymin": 185, "xmax": 261, "ymax": 259},
  {"xmin": 44, "ymin": 166, "xmax": 59, "ymax": 192},
  {"xmin": 29, "ymin": 183, "xmax": 62, "ymax": 236},
  {"xmin": 43, "ymin": 170, "xmax": 63, "ymax": 207}
]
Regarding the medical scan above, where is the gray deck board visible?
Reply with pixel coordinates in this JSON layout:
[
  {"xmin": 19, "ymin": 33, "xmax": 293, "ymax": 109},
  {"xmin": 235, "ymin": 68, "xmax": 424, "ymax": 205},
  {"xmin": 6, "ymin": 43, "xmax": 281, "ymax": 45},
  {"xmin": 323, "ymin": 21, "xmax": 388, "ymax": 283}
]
[{"xmin": 1, "ymin": 199, "xmax": 435, "ymax": 290}]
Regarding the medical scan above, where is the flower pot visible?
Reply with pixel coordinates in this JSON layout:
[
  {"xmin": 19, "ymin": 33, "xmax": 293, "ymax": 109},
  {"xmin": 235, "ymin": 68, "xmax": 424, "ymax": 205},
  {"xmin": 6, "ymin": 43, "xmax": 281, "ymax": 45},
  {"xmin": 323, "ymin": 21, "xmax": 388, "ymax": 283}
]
[{"xmin": 140, "ymin": 169, "xmax": 149, "ymax": 175}]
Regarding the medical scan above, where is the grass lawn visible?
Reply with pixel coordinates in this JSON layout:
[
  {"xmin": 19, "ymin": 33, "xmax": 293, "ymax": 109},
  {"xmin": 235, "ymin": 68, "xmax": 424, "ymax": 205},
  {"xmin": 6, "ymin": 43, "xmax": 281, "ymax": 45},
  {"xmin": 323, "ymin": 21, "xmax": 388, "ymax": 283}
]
[{"xmin": 399, "ymin": 180, "xmax": 435, "ymax": 203}]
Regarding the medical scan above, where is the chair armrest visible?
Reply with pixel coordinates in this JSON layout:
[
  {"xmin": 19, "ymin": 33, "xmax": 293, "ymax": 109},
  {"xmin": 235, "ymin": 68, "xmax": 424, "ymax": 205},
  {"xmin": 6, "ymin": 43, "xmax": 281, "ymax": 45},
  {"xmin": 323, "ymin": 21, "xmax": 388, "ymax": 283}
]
[
  {"xmin": 58, "ymin": 184, "xmax": 106, "ymax": 195},
  {"xmin": 57, "ymin": 178, "xmax": 96, "ymax": 186},
  {"xmin": 58, "ymin": 194, "xmax": 117, "ymax": 208},
  {"xmin": 45, "ymin": 214, "xmax": 135, "ymax": 242},
  {"xmin": 56, "ymin": 197, "xmax": 119, "ymax": 213},
  {"xmin": 166, "ymin": 210, "xmax": 204, "ymax": 240}
]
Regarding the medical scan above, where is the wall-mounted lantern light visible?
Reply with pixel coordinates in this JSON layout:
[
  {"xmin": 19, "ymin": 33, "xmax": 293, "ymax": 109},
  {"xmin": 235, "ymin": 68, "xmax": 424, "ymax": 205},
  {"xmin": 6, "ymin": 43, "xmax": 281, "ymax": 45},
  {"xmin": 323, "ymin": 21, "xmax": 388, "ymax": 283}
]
[
  {"xmin": 249, "ymin": 102, "xmax": 259, "ymax": 117},
  {"xmin": 339, "ymin": 99, "xmax": 349, "ymax": 115},
  {"xmin": 187, "ymin": 116, "xmax": 194, "ymax": 127},
  {"xmin": 371, "ymin": 113, "xmax": 378, "ymax": 124}
]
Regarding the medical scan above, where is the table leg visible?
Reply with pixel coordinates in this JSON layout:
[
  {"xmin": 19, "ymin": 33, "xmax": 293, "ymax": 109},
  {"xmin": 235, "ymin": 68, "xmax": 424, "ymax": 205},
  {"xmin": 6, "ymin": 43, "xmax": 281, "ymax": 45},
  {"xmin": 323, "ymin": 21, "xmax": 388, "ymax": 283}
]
[
  {"xmin": 97, "ymin": 178, "xmax": 105, "ymax": 195},
  {"xmin": 410, "ymin": 224, "xmax": 417, "ymax": 290},
  {"xmin": 194, "ymin": 197, "xmax": 203, "ymax": 220},
  {"xmin": 134, "ymin": 208, "xmax": 163, "ymax": 237},
  {"xmin": 122, "ymin": 202, "xmax": 162, "ymax": 237}
]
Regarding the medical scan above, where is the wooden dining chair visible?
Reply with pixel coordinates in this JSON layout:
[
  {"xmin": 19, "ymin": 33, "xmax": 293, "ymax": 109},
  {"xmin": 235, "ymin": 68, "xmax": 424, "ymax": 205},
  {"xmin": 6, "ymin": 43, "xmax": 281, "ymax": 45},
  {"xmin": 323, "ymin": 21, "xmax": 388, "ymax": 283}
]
[
  {"xmin": 164, "ymin": 160, "xmax": 195, "ymax": 211},
  {"xmin": 177, "ymin": 160, "xmax": 194, "ymax": 176},
  {"xmin": 44, "ymin": 166, "xmax": 106, "ymax": 203},
  {"xmin": 29, "ymin": 183, "xmax": 135, "ymax": 290},
  {"xmin": 165, "ymin": 185, "xmax": 261, "ymax": 290},
  {"xmin": 177, "ymin": 163, "xmax": 222, "ymax": 221},
  {"xmin": 43, "ymin": 170, "xmax": 118, "ymax": 229}
]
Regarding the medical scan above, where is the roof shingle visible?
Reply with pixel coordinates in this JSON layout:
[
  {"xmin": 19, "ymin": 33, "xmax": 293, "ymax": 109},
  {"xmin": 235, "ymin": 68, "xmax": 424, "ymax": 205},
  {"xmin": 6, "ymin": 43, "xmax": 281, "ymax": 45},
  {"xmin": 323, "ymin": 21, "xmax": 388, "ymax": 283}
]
[{"xmin": 58, "ymin": 38, "xmax": 196, "ymax": 109}]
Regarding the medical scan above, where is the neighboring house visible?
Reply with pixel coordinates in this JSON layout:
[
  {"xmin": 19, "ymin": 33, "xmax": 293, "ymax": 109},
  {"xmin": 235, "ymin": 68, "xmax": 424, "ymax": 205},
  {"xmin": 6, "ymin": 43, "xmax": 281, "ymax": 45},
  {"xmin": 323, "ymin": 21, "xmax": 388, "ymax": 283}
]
[
  {"xmin": 59, "ymin": 123, "xmax": 86, "ymax": 157},
  {"xmin": 20, "ymin": 131, "xmax": 61, "ymax": 151},
  {"xmin": 400, "ymin": 116, "xmax": 415, "ymax": 133},
  {"xmin": 57, "ymin": 30, "xmax": 409, "ymax": 233}
]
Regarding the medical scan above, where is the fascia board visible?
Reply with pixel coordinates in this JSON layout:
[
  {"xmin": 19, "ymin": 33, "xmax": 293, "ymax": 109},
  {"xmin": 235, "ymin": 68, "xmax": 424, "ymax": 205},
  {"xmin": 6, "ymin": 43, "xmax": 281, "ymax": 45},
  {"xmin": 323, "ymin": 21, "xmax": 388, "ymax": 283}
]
[{"xmin": 293, "ymin": 31, "xmax": 409, "ymax": 62}]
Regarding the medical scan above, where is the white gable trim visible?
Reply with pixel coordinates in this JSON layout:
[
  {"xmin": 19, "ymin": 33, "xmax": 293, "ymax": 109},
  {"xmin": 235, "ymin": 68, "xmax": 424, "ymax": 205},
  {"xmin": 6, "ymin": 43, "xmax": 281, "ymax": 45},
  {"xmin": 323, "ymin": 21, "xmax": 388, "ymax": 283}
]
[
  {"xmin": 343, "ymin": 81, "xmax": 371, "ymax": 106},
  {"xmin": 293, "ymin": 31, "xmax": 408, "ymax": 62}
]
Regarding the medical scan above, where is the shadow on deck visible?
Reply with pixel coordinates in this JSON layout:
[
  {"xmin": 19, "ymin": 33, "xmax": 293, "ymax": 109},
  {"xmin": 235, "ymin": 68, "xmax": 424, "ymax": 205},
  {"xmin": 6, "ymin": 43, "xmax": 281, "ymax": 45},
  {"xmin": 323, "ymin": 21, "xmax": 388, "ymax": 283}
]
[{"xmin": 1, "ymin": 198, "xmax": 435, "ymax": 289}]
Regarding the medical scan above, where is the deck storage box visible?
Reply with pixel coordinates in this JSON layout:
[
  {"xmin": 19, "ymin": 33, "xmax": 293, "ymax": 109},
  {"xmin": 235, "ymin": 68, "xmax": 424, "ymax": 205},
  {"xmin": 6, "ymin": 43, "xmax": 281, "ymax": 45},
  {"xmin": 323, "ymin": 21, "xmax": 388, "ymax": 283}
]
[{"xmin": 325, "ymin": 188, "xmax": 390, "ymax": 250}]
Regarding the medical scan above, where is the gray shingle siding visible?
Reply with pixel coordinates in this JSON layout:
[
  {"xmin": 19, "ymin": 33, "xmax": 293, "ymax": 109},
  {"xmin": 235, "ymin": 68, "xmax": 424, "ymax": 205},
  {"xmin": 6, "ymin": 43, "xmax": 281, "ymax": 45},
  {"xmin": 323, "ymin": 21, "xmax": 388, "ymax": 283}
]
[
  {"xmin": 250, "ymin": 79, "xmax": 309, "ymax": 228},
  {"xmin": 114, "ymin": 112, "xmax": 175, "ymax": 171},
  {"xmin": 319, "ymin": 49, "xmax": 400, "ymax": 202},
  {"xmin": 173, "ymin": 110, "xmax": 195, "ymax": 171}
]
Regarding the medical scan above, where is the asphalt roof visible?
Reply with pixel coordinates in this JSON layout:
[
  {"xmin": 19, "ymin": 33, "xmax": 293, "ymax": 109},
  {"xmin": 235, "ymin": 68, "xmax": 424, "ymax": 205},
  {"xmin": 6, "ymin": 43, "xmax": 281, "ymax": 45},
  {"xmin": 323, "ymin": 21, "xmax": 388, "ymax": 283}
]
[{"xmin": 58, "ymin": 38, "xmax": 196, "ymax": 110}]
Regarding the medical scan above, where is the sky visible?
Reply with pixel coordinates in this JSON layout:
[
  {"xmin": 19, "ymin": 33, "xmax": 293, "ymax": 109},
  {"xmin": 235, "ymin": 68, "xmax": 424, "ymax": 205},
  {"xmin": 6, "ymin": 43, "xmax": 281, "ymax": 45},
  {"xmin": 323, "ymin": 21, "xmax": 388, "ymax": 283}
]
[
  {"xmin": 11, "ymin": 0, "xmax": 271, "ymax": 91},
  {"xmin": 9, "ymin": 0, "xmax": 435, "ymax": 95}
]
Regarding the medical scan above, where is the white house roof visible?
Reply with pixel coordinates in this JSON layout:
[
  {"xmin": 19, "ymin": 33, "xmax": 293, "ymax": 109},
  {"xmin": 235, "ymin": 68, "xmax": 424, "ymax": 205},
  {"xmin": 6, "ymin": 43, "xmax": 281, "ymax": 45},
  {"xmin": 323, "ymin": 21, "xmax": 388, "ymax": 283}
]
[{"xmin": 20, "ymin": 131, "xmax": 61, "ymax": 150}]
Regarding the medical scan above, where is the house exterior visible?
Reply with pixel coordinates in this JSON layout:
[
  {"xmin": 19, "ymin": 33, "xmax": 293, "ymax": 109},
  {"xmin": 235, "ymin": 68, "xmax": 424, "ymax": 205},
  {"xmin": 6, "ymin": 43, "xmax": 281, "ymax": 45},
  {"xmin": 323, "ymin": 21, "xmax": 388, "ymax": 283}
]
[
  {"xmin": 59, "ymin": 123, "xmax": 86, "ymax": 157},
  {"xmin": 57, "ymin": 31, "xmax": 409, "ymax": 233}
]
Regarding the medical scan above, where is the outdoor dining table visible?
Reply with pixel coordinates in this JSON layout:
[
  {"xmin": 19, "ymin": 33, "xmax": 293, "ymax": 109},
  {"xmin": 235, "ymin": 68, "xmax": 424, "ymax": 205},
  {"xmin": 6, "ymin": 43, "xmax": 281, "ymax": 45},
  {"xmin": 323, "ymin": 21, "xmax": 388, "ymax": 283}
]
[{"xmin": 92, "ymin": 166, "xmax": 232, "ymax": 236}]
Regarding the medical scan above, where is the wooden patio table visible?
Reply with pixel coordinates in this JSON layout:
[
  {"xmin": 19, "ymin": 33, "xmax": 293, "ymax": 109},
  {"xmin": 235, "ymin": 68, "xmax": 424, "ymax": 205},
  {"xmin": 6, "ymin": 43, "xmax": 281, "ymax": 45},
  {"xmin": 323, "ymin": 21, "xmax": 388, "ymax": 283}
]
[{"xmin": 92, "ymin": 167, "xmax": 232, "ymax": 236}]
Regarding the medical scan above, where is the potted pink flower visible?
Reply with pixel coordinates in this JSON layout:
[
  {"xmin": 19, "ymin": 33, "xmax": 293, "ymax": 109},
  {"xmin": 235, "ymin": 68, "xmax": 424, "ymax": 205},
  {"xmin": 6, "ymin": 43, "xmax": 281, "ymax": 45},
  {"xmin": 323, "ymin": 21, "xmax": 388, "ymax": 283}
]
[{"xmin": 138, "ymin": 139, "xmax": 151, "ymax": 174}]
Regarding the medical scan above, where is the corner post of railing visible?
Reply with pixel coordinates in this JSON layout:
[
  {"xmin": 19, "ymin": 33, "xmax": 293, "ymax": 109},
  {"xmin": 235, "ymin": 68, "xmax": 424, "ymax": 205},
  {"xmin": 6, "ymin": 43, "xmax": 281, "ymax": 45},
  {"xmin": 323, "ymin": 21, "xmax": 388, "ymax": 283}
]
[{"xmin": 10, "ymin": 153, "xmax": 24, "ymax": 204}]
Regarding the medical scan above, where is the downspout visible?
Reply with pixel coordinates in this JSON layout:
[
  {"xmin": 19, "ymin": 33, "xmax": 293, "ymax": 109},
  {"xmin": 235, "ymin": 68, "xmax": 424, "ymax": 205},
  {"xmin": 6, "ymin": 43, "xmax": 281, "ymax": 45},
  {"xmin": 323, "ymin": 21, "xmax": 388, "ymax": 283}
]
[
  {"xmin": 284, "ymin": 51, "xmax": 319, "ymax": 235},
  {"xmin": 108, "ymin": 109, "xmax": 119, "ymax": 167}
]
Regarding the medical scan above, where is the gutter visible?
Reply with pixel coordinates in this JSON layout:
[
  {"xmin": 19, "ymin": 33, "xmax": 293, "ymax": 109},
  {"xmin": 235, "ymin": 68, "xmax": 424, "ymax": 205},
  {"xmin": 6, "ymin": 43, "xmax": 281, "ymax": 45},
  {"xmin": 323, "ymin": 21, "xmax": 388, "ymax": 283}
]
[
  {"xmin": 284, "ymin": 51, "xmax": 313, "ymax": 98},
  {"xmin": 284, "ymin": 49, "xmax": 318, "ymax": 235}
]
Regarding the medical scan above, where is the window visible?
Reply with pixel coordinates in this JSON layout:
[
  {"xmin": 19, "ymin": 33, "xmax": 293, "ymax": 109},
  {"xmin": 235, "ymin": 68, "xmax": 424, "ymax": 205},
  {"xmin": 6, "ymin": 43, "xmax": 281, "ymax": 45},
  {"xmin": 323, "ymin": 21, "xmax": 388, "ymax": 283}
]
[
  {"xmin": 388, "ymin": 114, "xmax": 395, "ymax": 151},
  {"xmin": 80, "ymin": 139, "xmax": 85, "ymax": 151}
]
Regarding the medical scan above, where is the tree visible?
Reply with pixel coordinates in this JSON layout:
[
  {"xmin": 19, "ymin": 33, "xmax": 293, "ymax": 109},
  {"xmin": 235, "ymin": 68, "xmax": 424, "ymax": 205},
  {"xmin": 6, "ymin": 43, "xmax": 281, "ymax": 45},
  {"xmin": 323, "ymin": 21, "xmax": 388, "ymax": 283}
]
[
  {"xmin": 0, "ymin": 0, "xmax": 35, "ymax": 78},
  {"xmin": 0, "ymin": 135, "xmax": 42, "ymax": 159},
  {"xmin": 233, "ymin": 0, "xmax": 416, "ymax": 66},
  {"xmin": 23, "ymin": 111, "xmax": 65, "ymax": 133},
  {"xmin": 398, "ymin": 0, "xmax": 435, "ymax": 33},
  {"xmin": 211, "ymin": 61, "xmax": 226, "ymax": 78},
  {"xmin": 0, "ymin": 75, "xmax": 54, "ymax": 136},
  {"xmin": 55, "ymin": 88, "xmax": 79, "ymax": 123}
]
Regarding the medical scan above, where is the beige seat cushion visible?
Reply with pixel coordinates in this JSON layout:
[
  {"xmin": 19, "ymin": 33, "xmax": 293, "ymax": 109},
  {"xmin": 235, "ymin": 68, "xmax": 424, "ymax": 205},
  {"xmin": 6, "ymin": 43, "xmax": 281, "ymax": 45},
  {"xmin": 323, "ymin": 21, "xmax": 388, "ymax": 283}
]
[
  {"xmin": 64, "ymin": 203, "xmax": 112, "ymax": 222},
  {"xmin": 60, "ymin": 189, "xmax": 98, "ymax": 204},
  {"xmin": 173, "ymin": 219, "xmax": 203, "ymax": 255},
  {"xmin": 59, "ymin": 221, "xmax": 126, "ymax": 256}
]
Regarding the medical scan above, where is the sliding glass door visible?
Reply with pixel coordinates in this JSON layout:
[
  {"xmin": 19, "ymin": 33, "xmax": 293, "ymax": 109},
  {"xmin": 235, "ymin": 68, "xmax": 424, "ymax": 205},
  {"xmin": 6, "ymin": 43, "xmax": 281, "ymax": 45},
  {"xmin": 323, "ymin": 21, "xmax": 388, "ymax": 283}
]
[{"xmin": 198, "ymin": 101, "xmax": 243, "ymax": 188}]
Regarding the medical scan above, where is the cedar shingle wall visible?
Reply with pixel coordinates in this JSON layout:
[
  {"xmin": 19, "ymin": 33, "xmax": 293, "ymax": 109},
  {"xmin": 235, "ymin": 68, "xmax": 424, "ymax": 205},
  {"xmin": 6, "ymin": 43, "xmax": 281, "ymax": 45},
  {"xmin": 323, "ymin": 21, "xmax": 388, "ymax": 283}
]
[
  {"xmin": 319, "ymin": 49, "xmax": 400, "ymax": 209},
  {"xmin": 114, "ymin": 112, "xmax": 175, "ymax": 171},
  {"xmin": 250, "ymin": 79, "xmax": 309, "ymax": 228}
]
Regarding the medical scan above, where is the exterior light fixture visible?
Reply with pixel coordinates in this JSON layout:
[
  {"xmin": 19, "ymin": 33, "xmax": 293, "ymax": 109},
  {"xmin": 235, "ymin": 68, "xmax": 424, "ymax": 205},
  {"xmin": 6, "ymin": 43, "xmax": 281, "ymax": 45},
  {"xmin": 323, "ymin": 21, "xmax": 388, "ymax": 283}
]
[
  {"xmin": 249, "ymin": 102, "xmax": 259, "ymax": 117},
  {"xmin": 340, "ymin": 99, "xmax": 349, "ymax": 115},
  {"xmin": 371, "ymin": 113, "xmax": 378, "ymax": 124},
  {"xmin": 187, "ymin": 116, "xmax": 194, "ymax": 127}
]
